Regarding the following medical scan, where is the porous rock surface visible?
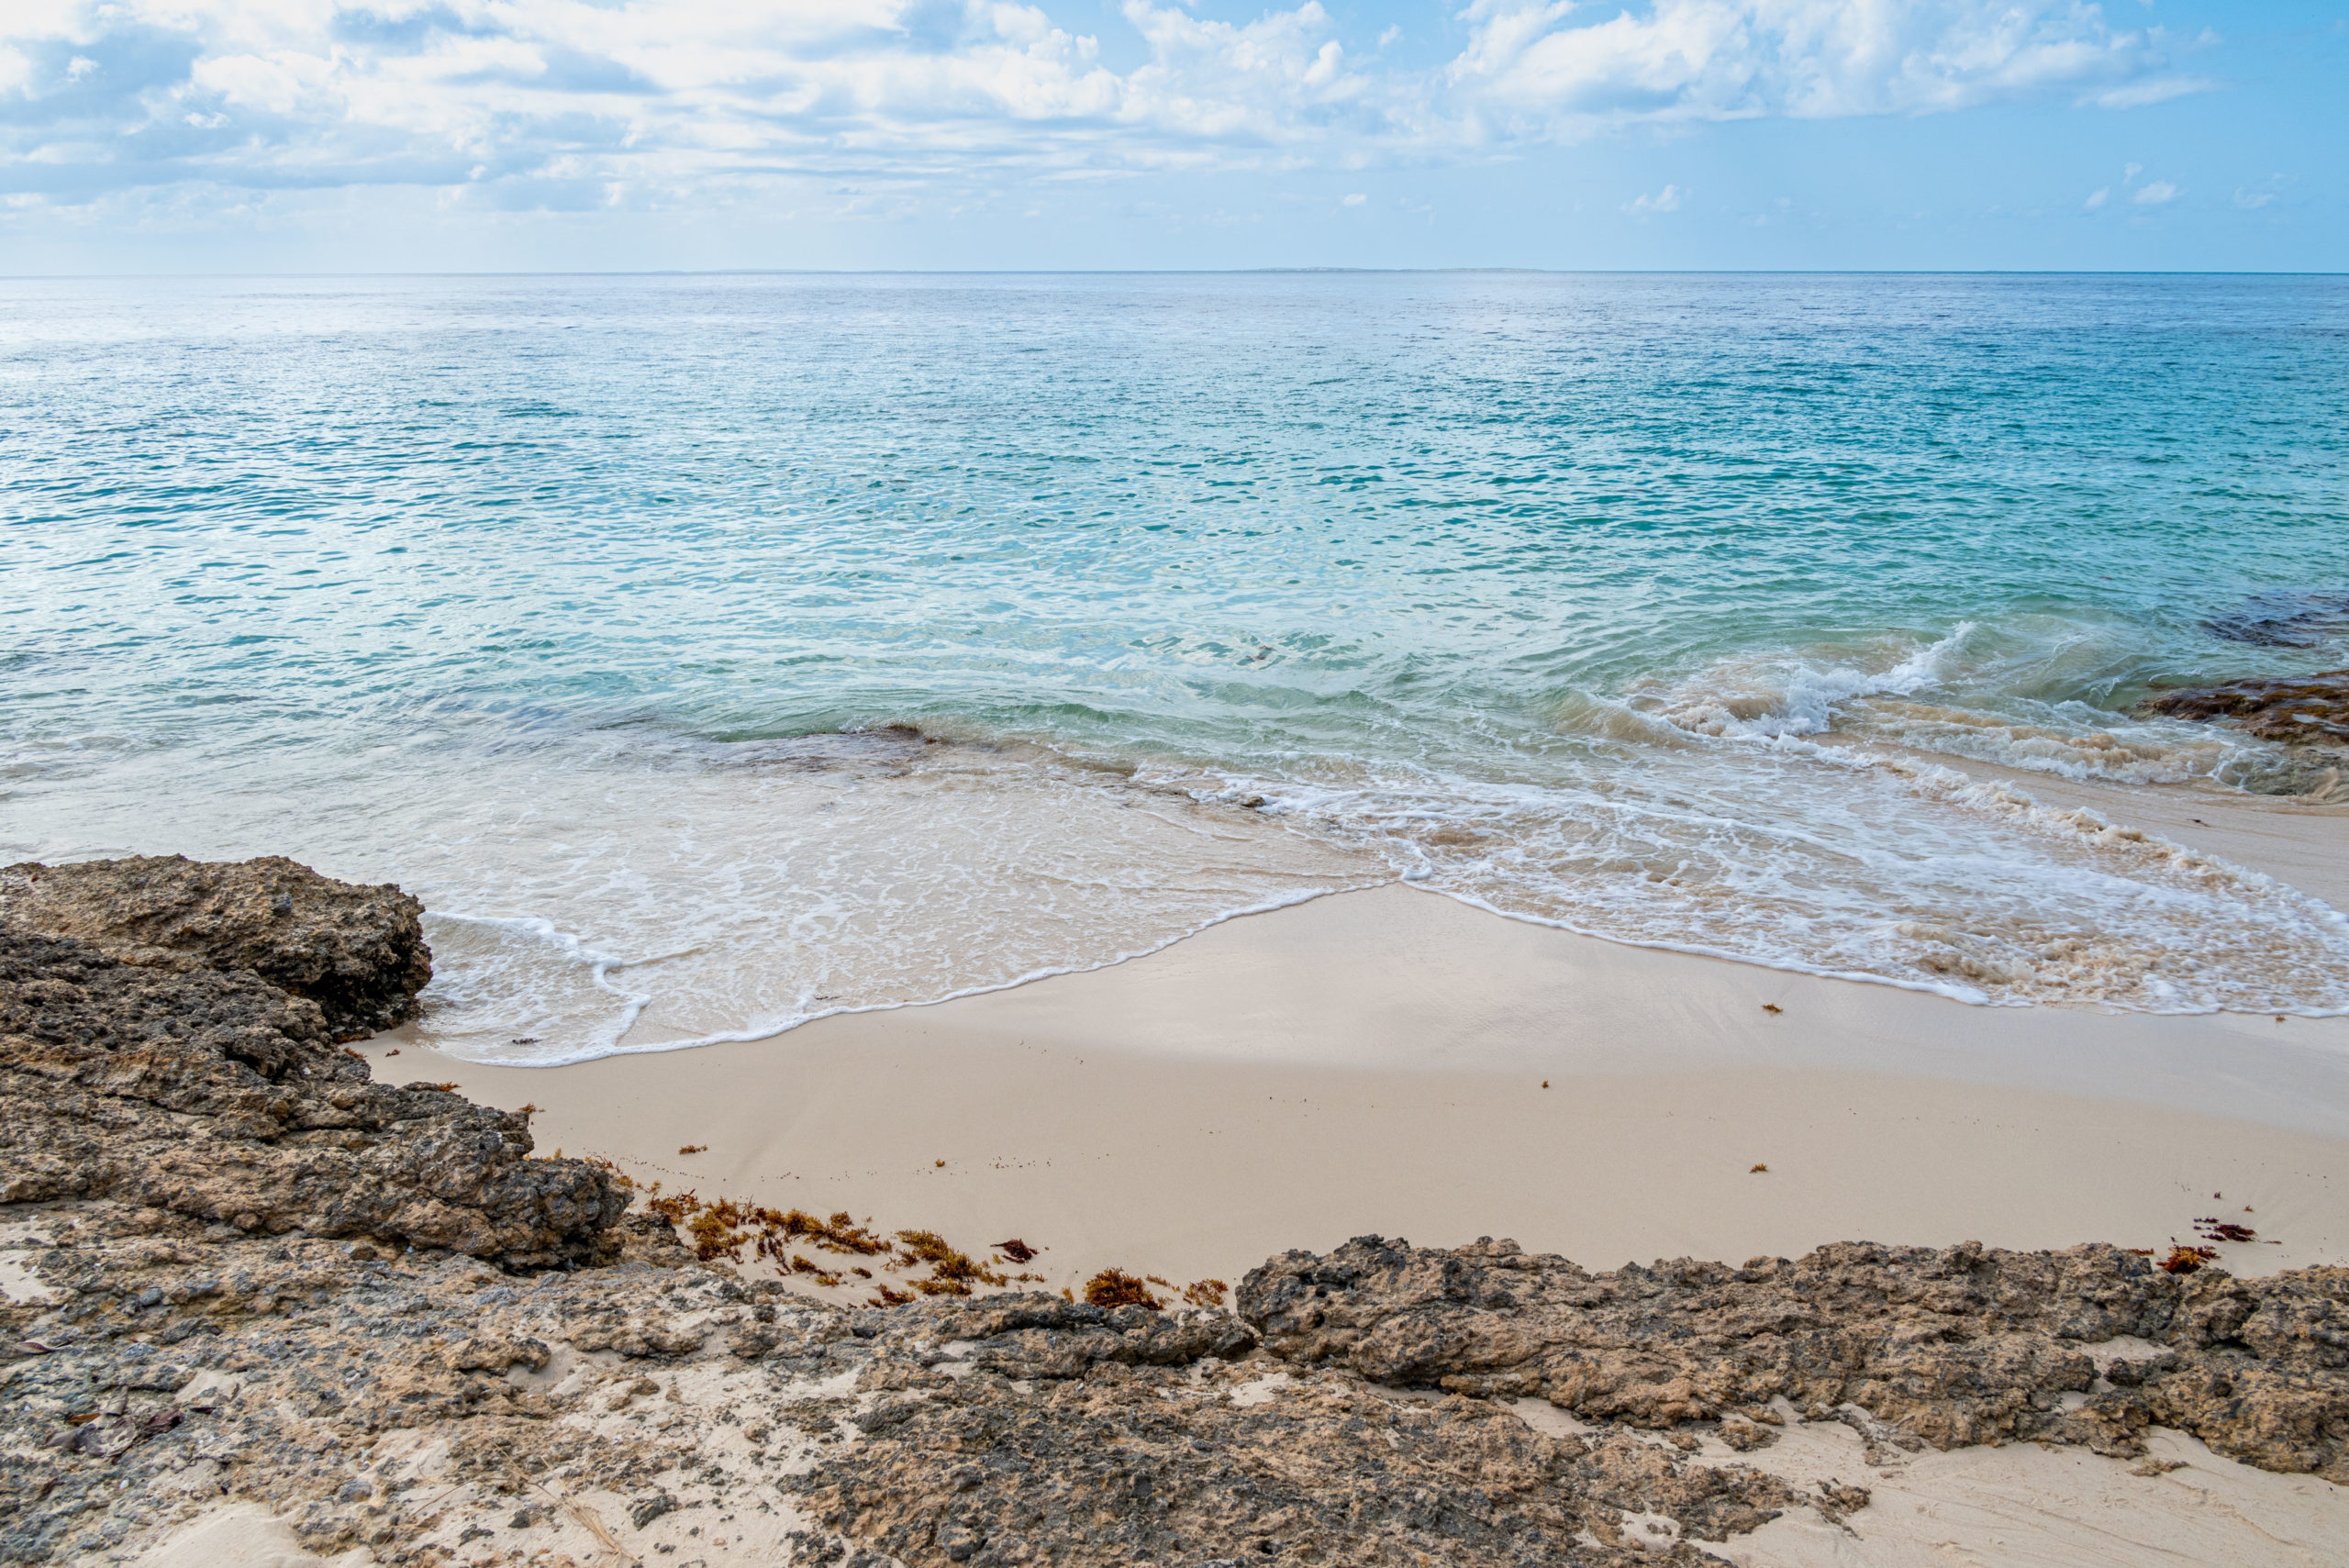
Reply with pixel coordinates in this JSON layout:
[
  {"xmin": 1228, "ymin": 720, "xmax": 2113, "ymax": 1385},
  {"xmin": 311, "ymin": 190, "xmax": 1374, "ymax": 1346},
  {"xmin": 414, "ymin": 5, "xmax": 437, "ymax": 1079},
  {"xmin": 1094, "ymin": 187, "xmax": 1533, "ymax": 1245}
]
[
  {"xmin": 3, "ymin": 1207, "xmax": 1844, "ymax": 1568},
  {"xmin": 0, "ymin": 855, "xmax": 432, "ymax": 1039},
  {"xmin": 2141, "ymin": 670, "xmax": 2349, "ymax": 747},
  {"xmin": 0, "ymin": 869, "xmax": 624, "ymax": 1268},
  {"xmin": 6, "ymin": 1225, "xmax": 2346, "ymax": 1568},
  {"xmin": 1241, "ymin": 1233, "xmax": 2349, "ymax": 1482}
]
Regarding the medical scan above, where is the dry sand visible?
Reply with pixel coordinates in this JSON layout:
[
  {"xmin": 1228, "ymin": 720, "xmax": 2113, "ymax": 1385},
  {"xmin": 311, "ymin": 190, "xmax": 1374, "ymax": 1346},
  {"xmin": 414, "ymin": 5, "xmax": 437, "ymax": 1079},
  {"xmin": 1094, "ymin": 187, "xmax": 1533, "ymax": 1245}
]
[
  {"xmin": 371, "ymin": 769, "xmax": 2349, "ymax": 1290},
  {"xmin": 356, "ymin": 778, "xmax": 2349, "ymax": 1565},
  {"xmin": 373, "ymin": 883, "xmax": 2349, "ymax": 1293}
]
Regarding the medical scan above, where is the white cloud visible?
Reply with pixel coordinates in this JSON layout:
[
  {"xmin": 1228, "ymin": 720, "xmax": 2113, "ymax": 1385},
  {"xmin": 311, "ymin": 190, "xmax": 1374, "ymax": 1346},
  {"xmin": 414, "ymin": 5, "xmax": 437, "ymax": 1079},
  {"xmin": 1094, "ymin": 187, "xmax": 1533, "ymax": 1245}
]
[
  {"xmin": 2234, "ymin": 178, "xmax": 2282, "ymax": 210},
  {"xmin": 2084, "ymin": 186, "xmax": 2108, "ymax": 209},
  {"xmin": 2088, "ymin": 75, "xmax": 2213, "ymax": 109},
  {"xmin": 1625, "ymin": 183, "xmax": 1684, "ymax": 215},
  {"xmin": 2132, "ymin": 179, "xmax": 2177, "ymax": 205},
  {"xmin": 1447, "ymin": 0, "xmax": 2203, "ymax": 130},
  {"xmin": 1341, "ymin": 191, "xmax": 1365, "ymax": 205},
  {"xmin": 0, "ymin": 0, "xmax": 2221, "ymax": 211}
]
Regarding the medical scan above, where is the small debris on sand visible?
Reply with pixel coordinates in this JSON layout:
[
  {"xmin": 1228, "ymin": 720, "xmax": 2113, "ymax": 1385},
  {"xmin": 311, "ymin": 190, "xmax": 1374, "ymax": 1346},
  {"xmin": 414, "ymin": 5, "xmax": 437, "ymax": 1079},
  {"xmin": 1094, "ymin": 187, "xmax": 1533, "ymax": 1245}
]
[
  {"xmin": 1762, "ymin": 1003, "xmax": 1782, "ymax": 1014},
  {"xmin": 678, "ymin": 1144, "xmax": 707, "ymax": 1155},
  {"xmin": 1751, "ymin": 1163, "xmax": 1769, "ymax": 1173}
]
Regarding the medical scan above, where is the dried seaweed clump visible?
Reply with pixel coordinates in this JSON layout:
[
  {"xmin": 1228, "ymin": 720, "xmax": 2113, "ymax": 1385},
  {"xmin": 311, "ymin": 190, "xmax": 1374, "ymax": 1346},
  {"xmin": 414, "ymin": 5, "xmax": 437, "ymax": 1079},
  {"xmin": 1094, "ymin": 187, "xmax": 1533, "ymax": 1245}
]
[
  {"xmin": 1074, "ymin": 1269, "xmax": 1232, "ymax": 1312},
  {"xmin": 1082, "ymin": 1268, "xmax": 1163, "ymax": 1310},
  {"xmin": 1182, "ymin": 1277, "xmax": 1230, "ymax": 1309},
  {"xmin": 637, "ymin": 1189, "xmax": 1051, "ymax": 1305},
  {"xmin": 642, "ymin": 1189, "xmax": 894, "ymax": 1270}
]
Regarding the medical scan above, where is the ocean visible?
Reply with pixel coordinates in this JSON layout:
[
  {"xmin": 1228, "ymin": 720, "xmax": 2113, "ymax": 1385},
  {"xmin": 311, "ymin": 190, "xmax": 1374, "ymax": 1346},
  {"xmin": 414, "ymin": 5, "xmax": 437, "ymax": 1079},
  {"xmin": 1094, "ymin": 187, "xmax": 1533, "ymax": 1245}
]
[{"xmin": 6, "ymin": 271, "xmax": 2347, "ymax": 1063}]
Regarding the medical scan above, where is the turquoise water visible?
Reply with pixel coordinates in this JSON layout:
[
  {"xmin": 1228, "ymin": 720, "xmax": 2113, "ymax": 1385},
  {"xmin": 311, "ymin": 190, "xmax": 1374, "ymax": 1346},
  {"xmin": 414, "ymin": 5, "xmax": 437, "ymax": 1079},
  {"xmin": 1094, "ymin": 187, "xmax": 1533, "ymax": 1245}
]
[{"xmin": 6, "ymin": 272, "xmax": 2348, "ymax": 1060}]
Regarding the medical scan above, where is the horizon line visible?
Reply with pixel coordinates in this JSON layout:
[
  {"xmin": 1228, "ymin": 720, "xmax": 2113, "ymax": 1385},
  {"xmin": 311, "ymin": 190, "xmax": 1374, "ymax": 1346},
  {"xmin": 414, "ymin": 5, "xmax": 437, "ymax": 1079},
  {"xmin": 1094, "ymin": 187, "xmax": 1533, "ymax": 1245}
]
[{"xmin": 3, "ymin": 266, "xmax": 2344, "ymax": 281}]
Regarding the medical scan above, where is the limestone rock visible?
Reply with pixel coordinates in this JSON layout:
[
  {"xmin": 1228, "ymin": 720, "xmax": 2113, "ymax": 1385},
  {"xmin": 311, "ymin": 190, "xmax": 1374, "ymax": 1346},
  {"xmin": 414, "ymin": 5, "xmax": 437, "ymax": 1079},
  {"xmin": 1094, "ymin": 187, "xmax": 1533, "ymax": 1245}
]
[
  {"xmin": 0, "ymin": 1211, "xmax": 1817, "ymax": 1568},
  {"xmin": 7, "ymin": 1209, "xmax": 2349, "ymax": 1567},
  {"xmin": 0, "ymin": 855, "xmax": 430, "ymax": 1039},
  {"xmin": 1238, "ymin": 1234, "xmax": 2349, "ymax": 1481},
  {"xmin": 0, "ymin": 929, "xmax": 622, "ymax": 1266}
]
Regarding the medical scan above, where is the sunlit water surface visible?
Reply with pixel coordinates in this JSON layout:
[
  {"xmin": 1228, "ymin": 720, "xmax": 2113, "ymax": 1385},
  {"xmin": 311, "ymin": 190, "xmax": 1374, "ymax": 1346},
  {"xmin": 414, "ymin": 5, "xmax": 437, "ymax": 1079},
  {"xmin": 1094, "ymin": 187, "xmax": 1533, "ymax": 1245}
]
[{"xmin": 6, "ymin": 272, "xmax": 2348, "ymax": 1062}]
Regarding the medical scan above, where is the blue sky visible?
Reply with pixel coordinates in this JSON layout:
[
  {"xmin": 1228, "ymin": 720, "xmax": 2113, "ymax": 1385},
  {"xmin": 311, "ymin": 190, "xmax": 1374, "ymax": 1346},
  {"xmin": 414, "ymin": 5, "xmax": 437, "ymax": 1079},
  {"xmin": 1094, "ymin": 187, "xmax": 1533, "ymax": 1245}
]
[{"xmin": 1, "ymin": 1, "xmax": 2341, "ymax": 272}]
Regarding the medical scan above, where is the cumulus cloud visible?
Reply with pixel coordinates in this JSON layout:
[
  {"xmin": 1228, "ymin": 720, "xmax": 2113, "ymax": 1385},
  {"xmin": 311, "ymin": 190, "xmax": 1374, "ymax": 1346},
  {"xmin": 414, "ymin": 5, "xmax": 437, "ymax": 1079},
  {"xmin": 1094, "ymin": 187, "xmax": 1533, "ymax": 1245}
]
[
  {"xmin": 2132, "ymin": 179, "xmax": 2177, "ymax": 205},
  {"xmin": 1625, "ymin": 183, "xmax": 1683, "ymax": 215},
  {"xmin": 0, "ymin": 0, "xmax": 2220, "ymax": 211},
  {"xmin": 1446, "ymin": 0, "xmax": 2199, "ymax": 130}
]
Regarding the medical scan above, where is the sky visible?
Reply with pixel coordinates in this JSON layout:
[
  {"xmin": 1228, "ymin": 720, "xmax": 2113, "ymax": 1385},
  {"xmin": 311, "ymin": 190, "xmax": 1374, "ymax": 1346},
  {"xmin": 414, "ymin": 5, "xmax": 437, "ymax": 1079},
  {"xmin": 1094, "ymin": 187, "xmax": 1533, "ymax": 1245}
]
[{"xmin": 0, "ymin": 0, "xmax": 2342, "ymax": 272}]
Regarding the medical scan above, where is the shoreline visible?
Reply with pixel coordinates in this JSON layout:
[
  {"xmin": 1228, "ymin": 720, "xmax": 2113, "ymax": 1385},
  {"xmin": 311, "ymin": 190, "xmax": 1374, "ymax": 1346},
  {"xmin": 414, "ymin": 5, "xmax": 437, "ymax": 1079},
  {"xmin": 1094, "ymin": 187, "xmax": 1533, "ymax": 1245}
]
[
  {"xmin": 372, "ymin": 877, "xmax": 2349, "ymax": 1298},
  {"xmin": 14, "ymin": 841, "xmax": 2349, "ymax": 1565}
]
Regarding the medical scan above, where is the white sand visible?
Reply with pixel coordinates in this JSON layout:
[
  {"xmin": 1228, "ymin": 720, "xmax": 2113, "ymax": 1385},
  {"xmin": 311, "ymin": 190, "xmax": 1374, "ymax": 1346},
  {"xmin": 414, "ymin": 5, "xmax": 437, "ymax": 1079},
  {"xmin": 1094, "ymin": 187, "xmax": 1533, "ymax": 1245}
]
[
  {"xmin": 1694, "ymin": 1419, "xmax": 2347, "ymax": 1566},
  {"xmin": 129, "ymin": 1504, "xmax": 374, "ymax": 1568},
  {"xmin": 373, "ymin": 879, "xmax": 2349, "ymax": 1293}
]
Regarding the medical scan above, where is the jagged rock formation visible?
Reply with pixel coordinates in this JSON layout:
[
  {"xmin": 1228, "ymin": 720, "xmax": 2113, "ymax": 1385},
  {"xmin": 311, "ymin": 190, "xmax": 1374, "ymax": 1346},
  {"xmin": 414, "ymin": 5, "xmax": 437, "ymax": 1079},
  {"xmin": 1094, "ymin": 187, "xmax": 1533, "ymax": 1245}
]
[
  {"xmin": 0, "ymin": 864, "xmax": 625, "ymax": 1268},
  {"xmin": 2141, "ymin": 671, "xmax": 2349, "ymax": 747},
  {"xmin": 5, "ymin": 1222, "xmax": 2346, "ymax": 1568},
  {"xmin": 1, "ymin": 1206, "xmax": 1846, "ymax": 1568},
  {"xmin": 1240, "ymin": 1234, "xmax": 2349, "ymax": 1483},
  {"xmin": 0, "ymin": 855, "xmax": 431, "ymax": 1039}
]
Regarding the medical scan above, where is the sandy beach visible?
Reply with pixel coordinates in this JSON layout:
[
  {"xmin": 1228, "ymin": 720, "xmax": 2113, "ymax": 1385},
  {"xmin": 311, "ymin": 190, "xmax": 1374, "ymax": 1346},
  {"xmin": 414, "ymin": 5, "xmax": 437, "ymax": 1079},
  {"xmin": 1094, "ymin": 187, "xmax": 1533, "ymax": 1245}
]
[
  {"xmin": 336, "ymin": 778, "xmax": 2349, "ymax": 1563},
  {"xmin": 371, "ymin": 773, "xmax": 2349, "ymax": 1300},
  {"xmin": 327, "ymin": 780, "xmax": 2349, "ymax": 1565}
]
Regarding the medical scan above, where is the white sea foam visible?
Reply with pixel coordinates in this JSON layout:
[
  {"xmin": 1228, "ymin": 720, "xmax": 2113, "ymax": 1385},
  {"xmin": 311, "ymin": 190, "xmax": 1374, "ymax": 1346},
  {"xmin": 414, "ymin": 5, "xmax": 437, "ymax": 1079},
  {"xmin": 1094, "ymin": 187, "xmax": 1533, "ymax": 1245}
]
[
  {"xmin": 1621, "ymin": 621, "xmax": 2337, "ymax": 794},
  {"xmin": 1650, "ymin": 625, "xmax": 1976, "ymax": 740},
  {"xmin": 8, "ymin": 651, "xmax": 2346, "ymax": 1065}
]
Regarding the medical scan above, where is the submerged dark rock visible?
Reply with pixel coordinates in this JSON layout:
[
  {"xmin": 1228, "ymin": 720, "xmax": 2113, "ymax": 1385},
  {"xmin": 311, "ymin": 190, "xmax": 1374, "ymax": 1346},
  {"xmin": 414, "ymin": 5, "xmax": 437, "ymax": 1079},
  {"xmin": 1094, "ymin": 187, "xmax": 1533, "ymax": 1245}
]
[
  {"xmin": 2201, "ymin": 591, "xmax": 2349, "ymax": 650},
  {"xmin": 2139, "ymin": 670, "xmax": 2349, "ymax": 746},
  {"xmin": 0, "ymin": 854, "xmax": 432, "ymax": 1039}
]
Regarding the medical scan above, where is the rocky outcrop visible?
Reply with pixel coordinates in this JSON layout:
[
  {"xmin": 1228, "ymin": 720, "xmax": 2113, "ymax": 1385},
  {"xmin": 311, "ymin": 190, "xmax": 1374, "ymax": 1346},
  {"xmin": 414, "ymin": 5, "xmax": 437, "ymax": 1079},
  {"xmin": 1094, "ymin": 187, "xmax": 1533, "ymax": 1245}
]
[
  {"xmin": 0, "ymin": 1207, "xmax": 1831, "ymax": 1568},
  {"xmin": 0, "ymin": 857, "xmax": 626, "ymax": 1270},
  {"xmin": 1240, "ymin": 1234, "xmax": 2349, "ymax": 1482},
  {"xmin": 785, "ymin": 1295, "xmax": 1813, "ymax": 1567},
  {"xmin": 2140, "ymin": 671, "xmax": 2349, "ymax": 747},
  {"xmin": 0, "ymin": 855, "xmax": 431, "ymax": 1039},
  {"xmin": 6, "ymin": 1218, "xmax": 2349, "ymax": 1565},
  {"xmin": 11, "ymin": 1216, "xmax": 2348, "ymax": 1568},
  {"xmin": 0, "ymin": 929, "xmax": 625, "ymax": 1266}
]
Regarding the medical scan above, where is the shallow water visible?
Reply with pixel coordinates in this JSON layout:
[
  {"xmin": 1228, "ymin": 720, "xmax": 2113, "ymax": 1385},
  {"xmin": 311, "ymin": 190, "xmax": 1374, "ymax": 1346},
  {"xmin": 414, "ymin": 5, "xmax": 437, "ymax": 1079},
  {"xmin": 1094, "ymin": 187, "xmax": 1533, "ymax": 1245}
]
[{"xmin": 6, "ymin": 272, "xmax": 2348, "ymax": 1062}]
